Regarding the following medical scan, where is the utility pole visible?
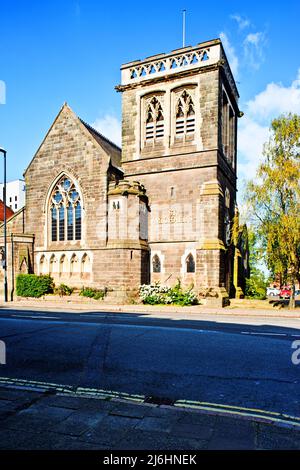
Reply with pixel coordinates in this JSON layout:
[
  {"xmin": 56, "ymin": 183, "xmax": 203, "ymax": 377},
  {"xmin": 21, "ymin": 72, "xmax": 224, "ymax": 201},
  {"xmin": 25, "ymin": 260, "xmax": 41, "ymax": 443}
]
[{"xmin": 0, "ymin": 147, "xmax": 7, "ymax": 302}]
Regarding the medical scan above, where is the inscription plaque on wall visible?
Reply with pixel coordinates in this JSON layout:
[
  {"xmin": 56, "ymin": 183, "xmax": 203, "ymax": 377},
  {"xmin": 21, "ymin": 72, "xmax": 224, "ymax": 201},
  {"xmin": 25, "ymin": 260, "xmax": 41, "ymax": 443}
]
[{"xmin": 158, "ymin": 209, "xmax": 190, "ymax": 225}]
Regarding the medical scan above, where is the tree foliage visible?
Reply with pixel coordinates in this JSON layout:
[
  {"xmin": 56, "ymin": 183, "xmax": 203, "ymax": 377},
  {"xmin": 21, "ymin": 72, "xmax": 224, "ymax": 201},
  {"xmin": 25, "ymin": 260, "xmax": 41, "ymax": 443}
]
[{"xmin": 246, "ymin": 113, "xmax": 300, "ymax": 307}]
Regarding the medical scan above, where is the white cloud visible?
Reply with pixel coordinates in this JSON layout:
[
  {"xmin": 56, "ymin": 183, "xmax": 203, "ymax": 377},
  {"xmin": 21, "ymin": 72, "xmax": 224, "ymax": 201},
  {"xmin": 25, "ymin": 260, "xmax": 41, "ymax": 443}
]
[
  {"xmin": 247, "ymin": 68, "xmax": 300, "ymax": 119},
  {"xmin": 219, "ymin": 32, "xmax": 239, "ymax": 77},
  {"xmin": 243, "ymin": 31, "xmax": 266, "ymax": 70},
  {"xmin": 230, "ymin": 14, "xmax": 250, "ymax": 30},
  {"xmin": 238, "ymin": 69, "xmax": 300, "ymax": 184},
  {"xmin": 92, "ymin": 114, "xmax": 122, "ymax": 147},
  {"xmin": 245, "ymin": 32, "xmax": 261, "ymax": 46},
  {"xmin": 238, "ymin": 116, "xmax": 269, "ymax": 181}
]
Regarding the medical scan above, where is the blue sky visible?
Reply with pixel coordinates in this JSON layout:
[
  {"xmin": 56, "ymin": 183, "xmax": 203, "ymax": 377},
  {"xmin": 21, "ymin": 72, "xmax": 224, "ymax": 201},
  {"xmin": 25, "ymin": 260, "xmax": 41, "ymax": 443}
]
[{"xmin": 0, "ymin": 0, "xmax": 300, "ymax": 195}]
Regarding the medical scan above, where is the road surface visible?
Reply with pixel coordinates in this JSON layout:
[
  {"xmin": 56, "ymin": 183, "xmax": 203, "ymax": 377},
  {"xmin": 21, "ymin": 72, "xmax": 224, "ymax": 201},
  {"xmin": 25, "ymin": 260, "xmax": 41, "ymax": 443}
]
[{"xmin": 0, "ymin": 308, "xmax": 299, "ymax": 417}]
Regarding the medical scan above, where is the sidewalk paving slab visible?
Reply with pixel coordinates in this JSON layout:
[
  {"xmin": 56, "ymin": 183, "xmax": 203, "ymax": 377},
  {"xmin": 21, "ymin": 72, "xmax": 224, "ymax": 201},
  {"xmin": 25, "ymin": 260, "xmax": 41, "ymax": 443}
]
[{"xmin": 0, "ymin": 386, "xmax": 300, "ymax": 450}]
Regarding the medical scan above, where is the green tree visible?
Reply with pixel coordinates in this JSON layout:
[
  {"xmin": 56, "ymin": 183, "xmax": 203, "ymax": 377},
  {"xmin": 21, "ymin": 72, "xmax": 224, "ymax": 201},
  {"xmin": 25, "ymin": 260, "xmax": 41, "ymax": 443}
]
[
  {"xmin": 246, "ymin": 113, "xmax": 300, "ymax": 308},
  {"xmin": 241, "ymin": 229, "xmax": 268, "ymax": 300}
]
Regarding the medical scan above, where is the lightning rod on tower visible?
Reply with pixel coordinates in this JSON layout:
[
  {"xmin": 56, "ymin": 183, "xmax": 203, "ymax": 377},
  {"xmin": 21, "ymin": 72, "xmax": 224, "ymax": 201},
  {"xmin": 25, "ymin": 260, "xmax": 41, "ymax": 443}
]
[{"xmin": 182, "ymin": 9, "xmax": 186, "ymax": 47}]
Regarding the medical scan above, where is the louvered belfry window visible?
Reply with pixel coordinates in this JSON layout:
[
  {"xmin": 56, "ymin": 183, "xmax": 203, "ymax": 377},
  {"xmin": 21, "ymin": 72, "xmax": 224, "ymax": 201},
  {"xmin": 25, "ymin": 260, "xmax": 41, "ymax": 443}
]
[
  {"xmin": 175, "ymin": 90, "xmax": 195, "ymax": 138},
  {"xmin": 145, "ymin": 97, "xmax": 164, "ymax": 142},
  {"xmin": 222, "ymin": 90, "xmax": 236, "ymax": 166}
]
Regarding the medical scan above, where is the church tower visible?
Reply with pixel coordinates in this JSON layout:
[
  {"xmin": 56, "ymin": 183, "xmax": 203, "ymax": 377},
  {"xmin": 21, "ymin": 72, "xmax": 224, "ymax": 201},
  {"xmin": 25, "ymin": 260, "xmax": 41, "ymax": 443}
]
[{"xmin": 116, "ymin": 38, "xmax": 241, "ymax": 301}]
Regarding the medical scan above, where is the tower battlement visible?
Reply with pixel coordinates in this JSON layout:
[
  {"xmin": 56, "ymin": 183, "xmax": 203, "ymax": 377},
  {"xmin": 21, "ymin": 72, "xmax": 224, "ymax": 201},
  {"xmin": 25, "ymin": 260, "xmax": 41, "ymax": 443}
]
[{"xmin": 119, "ymin": 38, "xmax": 238, "ymax": 100}]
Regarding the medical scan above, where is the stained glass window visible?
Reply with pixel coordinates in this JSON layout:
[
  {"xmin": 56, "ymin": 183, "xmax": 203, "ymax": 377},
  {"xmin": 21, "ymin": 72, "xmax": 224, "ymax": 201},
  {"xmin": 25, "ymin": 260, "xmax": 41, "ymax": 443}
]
[{"xmin": 50, "ymin": 176, "xmax": 81, "ymax": 242}]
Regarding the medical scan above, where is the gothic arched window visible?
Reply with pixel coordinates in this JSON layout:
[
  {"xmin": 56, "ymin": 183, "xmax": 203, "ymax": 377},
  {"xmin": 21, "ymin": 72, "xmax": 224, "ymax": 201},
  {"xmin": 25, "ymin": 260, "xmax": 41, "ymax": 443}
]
[
  {"xmin": 70, "ymin": 253, "xmax": 79, "ymax": 276},
  {"xmin": 175, "ymin": 91, "xmax": 195, "ymax": 138},
  {"xmin": 49, "ymin": 254, "xmax": 57, "ymax": 274},
  {"xmin": 39, "ymin": 255, "xmax": 46, "ymax": 275},
  {"xmin": 152, "ymin": 254, "xmax": 161, "ymax": 273},
  {"xmin": 81, "ymin": 253, "xmax": 91, "ymax": 279},
  {"xmin": 186, "ymin": 253, "xmax": 195, "ymax": 273},
  {"xmin": 59, "ymin": 254, "xmax": 68, "ymax": 276},
  {"xmin": 145, "ymin": 97, "xmax": 164, "ymax": 142},
  {"xmin": 50, "ymin": 176, "xmax": 82, "ymax": 242}
]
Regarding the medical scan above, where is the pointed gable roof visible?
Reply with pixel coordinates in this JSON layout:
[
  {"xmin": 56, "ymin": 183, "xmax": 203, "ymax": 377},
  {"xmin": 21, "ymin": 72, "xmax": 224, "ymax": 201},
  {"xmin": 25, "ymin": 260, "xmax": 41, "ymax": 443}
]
[{"xmin": 24, "ymin": 103, "xmax": 122, "ymax": 176}]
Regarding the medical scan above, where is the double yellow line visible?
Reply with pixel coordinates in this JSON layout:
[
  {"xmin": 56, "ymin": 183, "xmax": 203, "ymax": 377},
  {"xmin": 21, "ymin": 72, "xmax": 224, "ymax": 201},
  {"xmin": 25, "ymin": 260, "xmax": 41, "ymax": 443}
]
[
  {"xmin": 0, "ymin": 376, "xmax": 299, "ymax": 428},
  {"xmin": 175, "ymin": 399, "xmax": 300, "ymax": 428}
]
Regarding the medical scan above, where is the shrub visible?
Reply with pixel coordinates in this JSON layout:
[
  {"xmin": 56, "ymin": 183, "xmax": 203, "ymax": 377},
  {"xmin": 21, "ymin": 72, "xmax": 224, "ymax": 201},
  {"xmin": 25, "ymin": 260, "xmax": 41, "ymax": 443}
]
[
  {"xmin": 16, "ymin": 274, "xmax": 54, "ymax": 298},
  {"xmin": 79, "ymin": 287, "xmax": 107, "ymax": 300},
  {"xmin": 139, "ymin": 281, "xmax": 198, "ymax": 306},
  {"xmin": 54, "ymin": 284, "xmax": 74, "ymax": 297},
  {"xmin": 169, "ymin": 280, "xmax": 198, "ymax": 306}
]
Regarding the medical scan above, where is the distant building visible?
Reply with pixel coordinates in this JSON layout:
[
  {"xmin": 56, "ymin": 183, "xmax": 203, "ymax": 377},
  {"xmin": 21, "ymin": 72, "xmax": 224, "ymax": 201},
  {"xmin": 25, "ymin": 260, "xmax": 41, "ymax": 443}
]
[
  {"xmin": 0, "ymin": 179, "xmax": 26, "ymax": 212},
  {"xmin": 0, "ymin": 200, "xmax": 14, "ymax": 222}
]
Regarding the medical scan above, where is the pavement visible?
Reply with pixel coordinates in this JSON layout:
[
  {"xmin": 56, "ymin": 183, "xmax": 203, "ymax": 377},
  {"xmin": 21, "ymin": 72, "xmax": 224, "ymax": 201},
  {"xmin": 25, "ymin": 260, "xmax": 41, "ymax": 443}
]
[
  {"xmin": 1, "ymin": 296, "xmax": 300, "ymax": 318},
  {"xmin": 0, "ymin": 385, "xmax": 300, "ymax": 450}
]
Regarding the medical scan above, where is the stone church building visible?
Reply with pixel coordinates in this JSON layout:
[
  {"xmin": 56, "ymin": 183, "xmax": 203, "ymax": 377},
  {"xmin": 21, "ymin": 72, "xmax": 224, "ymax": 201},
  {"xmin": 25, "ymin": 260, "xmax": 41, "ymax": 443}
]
[{"xmin": 0, "ymin": 38, "xmax": 249, "ymax": 303}]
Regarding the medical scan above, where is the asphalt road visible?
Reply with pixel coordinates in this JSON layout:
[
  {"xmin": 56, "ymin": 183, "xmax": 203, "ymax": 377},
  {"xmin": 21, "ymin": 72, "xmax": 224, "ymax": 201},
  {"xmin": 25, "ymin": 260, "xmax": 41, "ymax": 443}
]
[{"xmin": 0, "ymin": 308, "xmax": 299, "ymax": 417}]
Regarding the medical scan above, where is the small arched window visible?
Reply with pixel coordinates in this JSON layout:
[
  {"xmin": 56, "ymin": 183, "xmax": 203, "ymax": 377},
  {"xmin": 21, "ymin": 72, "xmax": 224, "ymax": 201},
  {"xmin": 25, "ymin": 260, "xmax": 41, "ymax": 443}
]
[
  {"xmin": 186, "ymin": 253, "xmax": 195, "ymax": 273},
  {"xmin": 145, "ymin": 97, "xmax": 164, "ymax": 142},
  {"xmin": 175, "ymin": 91, "xmax": 195, "ymax": 138},
  {"xmin": 50, "ymin": 176, "xmax": 82, "ymax": 242},
  {"xmin": 152, "ymin": 254, "xmax": 161, "ymax": 273}
]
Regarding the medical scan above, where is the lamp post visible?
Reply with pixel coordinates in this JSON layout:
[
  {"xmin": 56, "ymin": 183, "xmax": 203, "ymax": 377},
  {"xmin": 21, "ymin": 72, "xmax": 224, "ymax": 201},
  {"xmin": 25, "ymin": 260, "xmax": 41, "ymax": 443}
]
[{"xmin": 0, "ymin": 148, "xmax": 7, "ymax": 302}]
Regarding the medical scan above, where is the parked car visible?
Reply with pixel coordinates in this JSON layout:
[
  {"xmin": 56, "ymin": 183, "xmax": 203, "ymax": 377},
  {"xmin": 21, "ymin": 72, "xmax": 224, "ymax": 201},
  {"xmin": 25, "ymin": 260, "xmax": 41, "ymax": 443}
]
[
  {"xmin": 294, "ymin": 289, "xmax": 300, "ymax": 298},
  {"xmin": 279, "ymin": 286, "xmax": 292, "ymax": 299},
  {"xmin": 267, "ymin": 287, "xmax": 280, "ymax": 296}
]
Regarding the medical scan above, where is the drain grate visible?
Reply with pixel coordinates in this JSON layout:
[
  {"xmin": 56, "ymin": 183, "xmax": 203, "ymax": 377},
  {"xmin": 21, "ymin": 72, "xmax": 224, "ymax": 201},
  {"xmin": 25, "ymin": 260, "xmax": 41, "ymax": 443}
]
[{"xmin": 144, "ymin": 395, "xmax": 175, "ymax": 406}]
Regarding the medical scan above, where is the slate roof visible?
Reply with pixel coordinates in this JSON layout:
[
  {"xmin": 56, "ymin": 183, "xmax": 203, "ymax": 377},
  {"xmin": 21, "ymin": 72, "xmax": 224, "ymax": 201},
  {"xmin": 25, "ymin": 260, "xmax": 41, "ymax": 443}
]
[{"xmin": 80, "ymin": 119, "xmax": 122, "ymax": 171}]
